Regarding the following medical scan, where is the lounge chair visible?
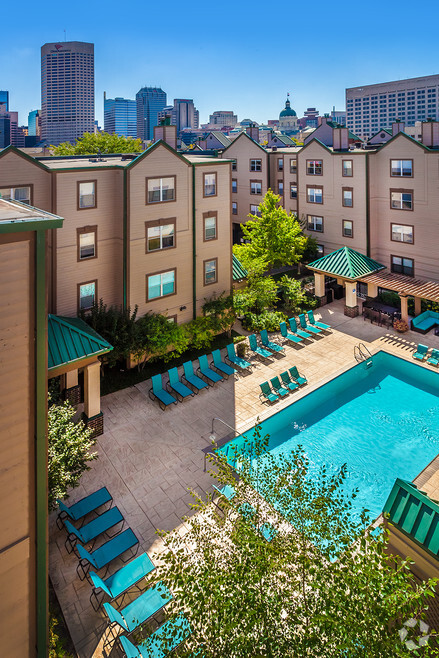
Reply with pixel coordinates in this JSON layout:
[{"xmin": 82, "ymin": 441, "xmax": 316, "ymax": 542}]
[
  {"xmin": 213, "ymin": 483, "xmax": 236, "ymax": 503},
  {"xmin": 119, "ymin": 614, "xmax": 191, "ymax": 658},
  {"xmin": 248, "ymin": 334, "xmax": 271, "ymax": 360},
  {"xmin": 427, "ymin": 349, "xmax": 439, "ymax": 366},
  {"xmin": 270, "ymin": 376, "xmax": 289, "ymax": 397},
  {"xmin": 280, "ymin": 321, "xmax": 302, "ymax": 345},
  {"xmin": 260, "ymin": 329, "xmax": 285, "ymax": 354},
  {"xmin": 64, "ymin": 506, "xmax": 124, "ymax": 554},
  {"xmin": 226, "ymin": 343, "xmax": 252, "ymax": 371},
  {"xmin": 182, "ymin": 360, "xmax": 208, "ymax": 393},
  {"xmin": 280, "ymin": 371, "xmax": 299, "ymax": 392},
  {"xmin": 259, "ymin": 381, "xmax": 279, "ymax": 404},
  {"xmin": 197, "ymin": 354, "xmax": 223, "ymax": 385},
  {"xmin": 236, "ymin": 503, "xmax": 277, "ymax": 543},
  {"xmin": 299, "ymin": 313, "xmax": 322, "ymax": 335},
  {"xmin": 149, "ymin": 374, "xmax": 178, "ymax": 410},
  {"xmin": 288, "ymin": 317, "xmax": 312, "ymax": 340},
  {"xmin": 413, "ymin": 344, "xmax": 429, "ymax": 361},
  {"xmin": 166, "ymin": 367, "xmax": 195, "ymax": 400},
  {"xmin": 76, "ymin": 528, "xmax": 139, "ymax": 581},
  {"xmin": 103, "ymin": 581, "xmax": 172, "ymax": 638},
  {"xmin": 307, "ymin": 309, "xmax": 331, "ymax": 330},
  {"xmin": 56, "ymin": 486, "xmax": 112, "ymax": 529},
  {"xmin": 89, "ymin": 551, "xmax": 155, "ymax": 611},
  {"xmin": 212, "ymin": 349, "xmax": 236, "ymax": 377},
  {"xmin": 289, "ymin": 365, "xmax": 307, "ymax": 386}
]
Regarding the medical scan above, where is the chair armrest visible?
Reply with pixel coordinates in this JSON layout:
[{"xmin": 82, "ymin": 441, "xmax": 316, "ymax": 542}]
[
  {"xmin": 148, "ymin": 388, "xmax": 155, "ymax": 401},
  {"xmin": 165, "ymin": 381, "xmax": 173, "ymax": 393}
]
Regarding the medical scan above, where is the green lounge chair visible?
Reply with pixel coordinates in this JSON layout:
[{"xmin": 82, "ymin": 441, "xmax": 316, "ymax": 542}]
[
  {"xmin": 427, "ymin": 349, "xmax": 439, "ymax": 366},
  {"xmin": 288, "ymin": 317, "xmax": 312, "ymax": 340},
  {"xmin": 89, "ymin": 552, "xmax": 155, "ymax": 611},
  {"xmin": 289, "ymin": 365, "xmax": 307, "ymax": 386},
  {"xmin": 248, "ymin": 334, "xmax": 272, "ymax": 360},
  {"xmin": 56, "ymin": 486, "xmax": 112, "ymax": 529},
  {"xmin": 119, "ymin": 614, "xmax": 191, "ymax": 658},
  {"xmin": 270, "ymin": 376, "xmax": 289, "ymax": 397},
  {"xmin": 280, "ymin": 371, "xmax": 299, "ymax": 392},
  {"xmin": 413, "ymin": 344, "xmax": 429, "ymax": 361},
  {"xmin": 212, "ymin": 349, "xmax": 236, "ymax": 377},
  {"xmin": 299, "ymin": 313, "xmax": 322, "ymax": 335},
  {"xmin": 182, "ymin": 360, "xmax": 208, "ymax": 393},
  {"xmin": 76, "ymin": 528, "xmax": 139, "ymax": 581},
  {"xmin": 226, "ymin": 343, "xmax": 252, "ymax": 370},
  {"xmin": 260, "ymin": 329, "xmax": 285, "ymax": 354},
  {"xmin": 64, "ymin": 506, "xmax": 124, "ymax": 554},
  {"xmin": 149, "ymin": 374, "xmax": 178, "ymax": 410},
  {"xmin": 103, "ymin": 581, "xmax": 172, "ymax": 637},
  {"xmin": 259, "ymin": 381, "xmax": 279, "ymax": 404},
  {"xmin": 213, "ymin": 483, "xmax": 236, "ymax": 502},
  {"xmin": 197, "ymin": 354, "xmax": 223, "ymax": 385},
  {"xmin": 167, "ymin": 367, "xmax": 195, "ymax": 400},
  {"xmin": 280, "ymin": 321, "xmax": 302, "ymax": 344},
  {"xmin": 307, "ymin": 309, "xmax": 331, "ymax": 330}
]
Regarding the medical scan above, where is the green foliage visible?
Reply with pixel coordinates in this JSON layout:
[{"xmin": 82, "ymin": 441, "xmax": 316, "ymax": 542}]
[
  {"xmin": 242, "ymin": 309, "xmax": 287, "ymax": 332},
  {"xmin": 49, "ymin": 614, "xmax": 73, "ymax": 658},
  {"xmin": 81, "ymin": 300, "xmax": 139, "ymax": 367},
  {"xmin": 202, "ymin": 292, "xmax": 236, "ymax": 334},
  {"xmin": 278, "ymin": 275, "xmax": 308, "ymax": 313},
  {"xmin": 51, "ymin": 132, "xmax": 143, "ymax": 155},
  {"xmin": 234, "ymin": 272, "xmax": 278, "ymax": 316},
  {"xmin": 134, "ymin": 312, "xmax": 190, "ymax": 365},
  {"xmin": 48, "ymin": 399, "xmax": 97, "ymax": 510},
  {"xmin": 377, "ymin": 291, "xmax": 401, "ymax": 308}
]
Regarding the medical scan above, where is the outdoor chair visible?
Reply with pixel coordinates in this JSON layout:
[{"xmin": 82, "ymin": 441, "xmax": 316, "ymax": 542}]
[
  {"xmin": 413, "ymin": 344, "xmax": 429, "ymax": 361},
  {"xmin": 64, "ymin": 506, "xmax": 124, "ymax": 555},
  {"xmin": 212, "ymin": 349, "xmax": 236, "ymax": 377},
  {"xmin": 76, "ymin": 528, "xmax": 139, "ymax": 581},
  {"xmin": 427, "ymin": 349, "xmax": 439, "ymax": 366},
  {"xmin": 226, "ymin": 343, "xmax": 252, "ymax": 371},
  {"xmin": 248, "ymin": 334, "xmax": 271, "ymax": 360},
  {"xmin": 289, "ymin": 365, "xmax": 307, "ymax": 386},
  {"xmin": 259, "ymin": 381, "xmax": 279, "ymax": 404},
  {"xmin": 89, "ymin": 552, "xmax": 155, "ymax": 611},
  {"xmin": 149, "ymin": 374, "xmax": 178, "ymax": 410},
  {"xmin": 56, "ymin": 486, "xmax": 112, "ymax": 529},
  {"xmin": 182, "ymin": 360, "xmax": 208, "ymax": 393},
  {"xmin": 270, "ymin": 376, "xmax": 289, "ymax": 397},
  {"xmin": 280, "ymin": 321, "xmax": 302, "ymax": 344},
  {"xmin": 213, "ymin": 483, "xmax": 236, "ymax": 506},
  {"xmin": 307, "ymin": 310, "xmax": 331, "ymax": 330},
  {"xmin": 166, "ymin": 367, "xmax": 195, "ymax": 401},
  {"xmin": 260, "ymin": 329, "xmax": 285, "ymax": 354},
  {"xmin": 288, "ymin": 317, "xmax": 311, "ymax": 340},
  {"xmin": 298, "ymin": 313, "xmax": 322, "ymax": 335},
  {"xmin": 214, "ymin": 485, "xmax": 277, "ymax": 543},
  {"xmin": 197, "ymin": 354, "xmax": 223, "ymax": 385},
  {"xmin": 119, "ymin": 614, "xmax": 191, "ymax": 658},
  {"xmin": 280, "ymin": 371, "xmax": 299, "ymax": 392}
]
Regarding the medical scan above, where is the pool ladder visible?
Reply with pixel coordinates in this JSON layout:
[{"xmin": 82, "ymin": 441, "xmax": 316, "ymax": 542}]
[{"xmin": 354, "ymin": 343, "xmax": 373, "ymax": 368}]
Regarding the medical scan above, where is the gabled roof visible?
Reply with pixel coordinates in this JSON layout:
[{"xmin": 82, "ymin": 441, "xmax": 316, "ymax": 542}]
[
  {"xmin": 270, "ymin": 134, "xmax": 295, "ymax": 145},
  {"xmin": 0, "ymin": 144, "xmax": 50, "ymax": 172},
  {"xmin": 375, "ymin": 129, "xmax": 429, "ymax": 153},
  {"xmin": 207, "ymin": 132, "xmax": 231, "ymax": 147},
  {"xmin": 304, "ymin": 124, "xmax": 361, "ymax": 144},
  {"xmin": 48, "ymin": 314, "xmax": 113, "ymax": 371},
  {"xmin": 307, "ymin": 246, "xmax": 385, "ymax": 280},
  {"xmin": 232, "ymin": 254, "xmax": 247, "ymax": 282},
  {"xmin": 221, "ymin": 130, "xmax": 267, "ymax": 155}
]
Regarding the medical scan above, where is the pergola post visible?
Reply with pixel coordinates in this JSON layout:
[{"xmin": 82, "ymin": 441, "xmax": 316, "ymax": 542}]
[
  {"xmin": 314, "ymin": 273, "xmax": 326, "ymax": 306},
  {"xmin": 367, "ymin": 282, "xmax": 378, "ymax": 298},
  {"xmin": 414, "ymin": 296, "xmax": 422, "ymax": 316},
  {"xmin": 344, "ymin": 281, "xmax": 359, "ymax": 317},
  {"xmin": 399, "ymin": 294, "xmax": 409, "ymax": 324},
  {"xmin": 83, "ymin": 361, "xmax": 103, "ymax": 437}
]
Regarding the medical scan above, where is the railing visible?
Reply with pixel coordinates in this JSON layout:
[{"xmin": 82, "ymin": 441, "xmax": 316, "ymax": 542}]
[
  {"xmin": 203, "ymin": 417, "xmax": 241, "ymax": 471},
  {"xmin": 354, "ymin": 343, "xmax": 373, "ymax": 367}
]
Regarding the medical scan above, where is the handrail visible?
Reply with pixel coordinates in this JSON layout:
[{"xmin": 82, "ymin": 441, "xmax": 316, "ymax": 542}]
[
  {"xmin": 203, "ymin": 417, "xmax": 241, "ymax": 471},
  {"xmin": 354, "ymin": 343, "xmax": 373, "ymax": 364}
]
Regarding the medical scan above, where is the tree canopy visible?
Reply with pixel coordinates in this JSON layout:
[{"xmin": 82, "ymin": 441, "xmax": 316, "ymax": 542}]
[{"xmin": 51, "ymin": 132, "xmax": 143, "ymax": 155}]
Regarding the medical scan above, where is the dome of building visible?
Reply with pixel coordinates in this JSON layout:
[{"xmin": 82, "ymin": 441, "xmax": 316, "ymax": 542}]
[{"xmin": 279, "ymin": 97, "xmax": 297, "ymax": 118}]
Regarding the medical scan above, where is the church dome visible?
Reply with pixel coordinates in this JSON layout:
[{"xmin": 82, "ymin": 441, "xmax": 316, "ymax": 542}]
[{"xmin": 280, "ymin": 97, "xmax": 297, "ymax": 118}]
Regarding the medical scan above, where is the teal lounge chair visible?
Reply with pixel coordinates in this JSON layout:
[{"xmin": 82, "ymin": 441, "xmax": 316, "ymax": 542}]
[
  {"xmin": 270, "ymin": 376, "xmax": 289, "ymax": 397},
  {"xmin": 197, "ymin": 354, "xmax": 223, "ymax": 385},
  {"xmin": 413, "ymin": 344, "xmax": 429, "ymax": 361},
  {"xmin": 213, "ymin": 483, "xmax": 236, "ymax": 503},
  {"xmin": 259, "ymin": 381, "xmax": 279, "ymax": 404},
  {"xmin": 56, "ymin": 486, "xmax": 112, "ymax": 529},
  {"xmin": 288, "ymin": 317, "xmax": 312, "ymax": 340},
  {"xmin": 212, "ymin": 349, "xmax": 236, "ymax": 377},
  {"xmin": 64, "ymin": 506, "xmax": 124, "ymax": 554},
  {"xmin": 260, "ymin": 329, "xmax": 285, "ymax": 354},
  {"xmin": 166, "ymin": 367, "xmax": 195, "ymax": 400},
  {"xmin": 103, "ymin": 581, "xmax": 172, "ymax": 638},
  {"xmin": 182, "ymin": 361, "xmax": 208, "ymax": 393},
  {"xmin": 307, "ymin": 309, "xmax": 331, "ymax": 330},
  {"xmin": 226, "ymin": 343, "xmax": 252, "ymax": 371},
  {"xmin": 280, "ymin": 371, "xmax": 299, "ymax": 392},
  {"xmin": 248, "ymin": 334, "xmax": 271, "ymax": 360},
  {"xmin": 119, "ymin": 614, "xmax": 191, "ymax": 658},
  {"xmin": 76, "ymin": 528, "xmax": 139, "ymax": 581},
  {"xmin": 289, "ymin": 365, "xmax": 307, "ymax": 386},
  {"xmin": 280, "ymin": 321, "xmax": 302, "ymax": 344},
  {"xmin": 149, "ymin": 374, "xmax": 178, "ymax": 410},
  {"xmin": 427, "ymin": 349, "xmax": 439, "ymax": 366},
  {"xmin": 89, "ymin": 552, "xmax": 155, "ymax": 611},
  {"xmin": 299, "ymin": 313, "xmax": 322, "ymax": 335}
]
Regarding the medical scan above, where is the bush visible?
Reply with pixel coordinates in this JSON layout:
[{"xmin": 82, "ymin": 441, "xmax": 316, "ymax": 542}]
[
  {"xmin": 377, "ymin": 291, "xmax": 401, "ymax": 308},
  {"xmin": 242, "ymin": 310, "xmax": 287, "ymax": 332}
]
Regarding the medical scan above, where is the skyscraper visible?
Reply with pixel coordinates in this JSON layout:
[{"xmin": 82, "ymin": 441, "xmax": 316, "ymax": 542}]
[
  {"xmin": 28, "ymin": 109, "xmax": 41, "ymax": 137},
  {"xmin": 41, "ymin": 41, "xmax": 95, "ymax": 145},
  {"xmin": 0, "ymin": 90, "xmax": 9, "ymax": 110},
  {"xmin": 103, "ymin": 93, "xmax": 137, "ymax": 138},
  {"xmin": 136, "ymin": 87, "xmax": 167, "ymax": 141}
]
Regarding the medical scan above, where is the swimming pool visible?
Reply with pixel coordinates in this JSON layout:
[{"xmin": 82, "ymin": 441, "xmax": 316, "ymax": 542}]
[{"xmin": 219, "ymin": 351, "xmax": 439, "ymax": 522}]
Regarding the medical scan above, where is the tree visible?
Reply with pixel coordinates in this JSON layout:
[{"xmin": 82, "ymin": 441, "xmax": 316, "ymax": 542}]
[
  {"xmin": 51, "ymin": 132, "xmax": 143, "ymax": 155},
  {"xmin": 48, "ymin": 398, "xmax": 97, "ymax": 510},
  {"xmin": 155, "ymin": 426, "xmax": 438, "ymax": 657},
  {"xmin": 278, "ymin": 274, "xmax": 308, "ymax": 313}
]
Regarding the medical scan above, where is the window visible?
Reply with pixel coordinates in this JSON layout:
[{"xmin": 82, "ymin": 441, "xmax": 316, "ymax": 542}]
[
  {"xmin": 391, "ymin": 255, "xmax": 414, "ymax": 277},
  {"xmin": 250, "ymin": 181, "xmax": 262, "ymax": 195},
  {"xmin": 250, "ymin": 204, "xmax": 261, "ymax": 217},
  {"xmin": 342, "ymin": 220, "xmax": 353, "ymax": 238},
  {"xmin": 147, "ymin": 177, "xmax": 175, "ymax": 203},
  {"xmin": 342, "ymin": 160, "xmax": 353, "ymax": 177},
  {"xmin": 147, "ymin": 269, "xmax": 176, "ymax": 300},
  {"xmin": 307, "ymin": 186, "xmax": 323, "ymax": 204},
  {"xmin": 78, "ymin": 280, "xmax": 96, "ymax": 311},
  {"xmin": 250, "ymin": 159, "xmax": 262, "ymax": 172},
  {"xmin": 231, "ymin": 160, "xmax": 237, "ymax": 171},
  {"xmin": 390, "ymin": 159, "xmax": 413, "ymax": 177},
  {"xmin": 204, "ymin": 258, "xmax": 217, "ymax": 285},
  {"xmin": 203, "ymin": 173, "xmax": 217, "ymax": 197},
  {"xmin": 306, "ymin": 160, "xmax": 323, "ymax": 175},
  {"xmin": 290, "ymin": 184, "xmax": 297, "ymax": 199},
  {"xmin": 391, "ymin": 223, "xmax": 414, "ymax": 243},
  {"xmin": 232, "ymin": 179, "xmax": 237, "ymax": 193},
  {"xmin": 391, "ymin": 190, "xmax": 413, "ymax": 210},
  {"xmin": 278, "ymin": 181, "xmax": 284, "ymax": 196},
  {"xmin": 78, "ymin": 181, "xmax": 96, "ymax": 209},
  {"xmin": 316, "ymin": 244, "xmax": 324, "ymax": 257},
  {"xmin": 277, "ymin": 158, "xmax": 284, "ymax": 172},
  {"xmin": 342, "ymin": 187, "xmax": 353, "ymax": 207},
  {"xmin": 203, "ymin": 212, "xmax": 217, "ymax": 241},
  {"xmin": 232, "ymin": 202, "xmax": 238, "ymax": 215},
  {"xmin": 77, "ymin": 226, "xmax": 97, "ymax": 260},
  {"xmin": 290, "ymin": 159, "xmax": 297, "ymax": 174},
  {"xmin": 146, "ymin": 219, "xmax": 175, "ymax": 252},
  {"xmin": 307, "ymin": 215, "xmax": 323, "ymax": 232},
  {"xmin": 0, "ymin": 185, "xmax": 31, "ymax": 204}
]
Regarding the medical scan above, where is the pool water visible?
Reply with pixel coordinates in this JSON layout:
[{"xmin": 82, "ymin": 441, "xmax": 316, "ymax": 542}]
[{"xmin": 220, "ymin": 351, "xmax": 439, "ymax": 522}]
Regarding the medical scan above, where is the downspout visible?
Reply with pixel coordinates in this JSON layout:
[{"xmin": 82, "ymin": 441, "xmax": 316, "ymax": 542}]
[
  {"xmin": 365, "ymin": 153, "xmax": 370, "ymax": 257},
  {"xmin": 192, "ymin": 164, "xmax": 197, "ymax": 320},
  {"xmin": 123, "ymin": 168, "xmax": 128, "ymax": 310}
]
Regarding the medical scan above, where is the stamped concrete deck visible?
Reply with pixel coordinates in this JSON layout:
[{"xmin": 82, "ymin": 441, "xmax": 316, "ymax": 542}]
[{"xmin": 49, "ymin": 299, "xmax": 439, "ymax": 657}]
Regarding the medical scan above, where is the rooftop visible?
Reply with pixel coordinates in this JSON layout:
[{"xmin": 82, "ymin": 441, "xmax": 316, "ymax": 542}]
[
  {"xmin": 0, "ymin": 198, "xmax": 63, "ymax": 229},
  {"xmin": 48, "ymin": 315, "xmax": 113, "ymax": 372},
  {"xmin": 307, "ymin": 246, "xmax": 386, "ymax": 280}
]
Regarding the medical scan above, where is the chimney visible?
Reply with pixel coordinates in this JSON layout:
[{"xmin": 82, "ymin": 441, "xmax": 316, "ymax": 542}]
[
  {"xmin": 153, "ymin": 120, "xmax": 177, "ymax": 150},
  {"xmin": 333, "ymin": 126, "xmax": 349, "ymax": 151},
  {"xmin": 421, "ymin": 118, "xmax": 439, "ymax": 148},
  {"xmin": 392, "ymin": 119, "xmax": 405, "ymax": 136},
  {"xmin": 246, "ymin": 123, "xmax": 259, "ymax": 142},
  {"xmin": 318, "ymin": 114, "xmax": 330, "ymax": 127}
]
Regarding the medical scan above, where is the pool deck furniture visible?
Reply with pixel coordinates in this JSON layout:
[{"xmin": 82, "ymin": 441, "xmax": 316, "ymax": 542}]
[
  {"xmin": 288, "ymin": 317, "xmax": 311, "ymax": 340},
  {"xmin": 411, "ymin": 310, "xmax": 439, "ymax": 334},
  {"xmin": 149, "ymin": 374, "xmax": 178, "ymax": 410},
  {"xmin": 270, "ymin": 376, "xmax": 289, "ymax": 397},
  {"xmin": 307, "ymin": 310, "xmax": 331, "ymax": 331},
  {"xmin": 226, "ymin": 343, "xmax": 252, "ymax": 371},
  {"xmin": 64, "ymin": 506, "xmax": 124, "ymax": 554},
  {"xmin": 260, "ymin": 329, "xmax": 285, "ymax": 354},
  {"xmin": 182, "ymin": 360, "xmax": 208, "ymax": 393},
  {"xmin": 413, "ymin": 344, "xmax": 429, "ymax": 361},
  {"xmin": 56, "ymin": 486, "xmax": 112, "ymax": 529},
  {"xmin": 280, "ymin": 321, "xmax": 302, "ymax": 344},
  {"xmin": 259, "ymin": 381, "xmax": 279, "ymax": 404},
  {"xmin": 212, "ymin": 349, "xmax": 236, "ymax": 377},
  {"xmin": 298, "ymin": 313, "xmax": 322, "ymax": 335},
  {"xmin": 166, "ymin": 367, "xmax": 195, "ymax": 401},
  {"xmin": 280, "ymin": 371, "xmax": 299, "ymax": 392},
  {"xmin": 76, "ymin": 528, "xmax": 139, "ymax": 581},
  {"xmin": 214, "ymin": 485, "xmax": 276, "ymax": 542},
  {"xmin": 427, "ymin": 349, "xmax": 439, "ymax": 366},
  {"xmin": 213, "ymin": 483, "xmax": 236, "ymax": 504},
  {"xmin": 197, "ymin": 354, "xmax": 223, "ymax": 385},
  {"xmin": 248, "ymin": 334, "xmax": 272, "ymax": 361},
  {"xmin": 119, "ymin": 614, "xmax": 191, "ymax": 658},
  {"xmin": 89, "ymin": 552, "xmax": 155, "ymax": 611},
  {"xmin": 289, "ymin": 365, "xmax": 307, "ymax": 386}
]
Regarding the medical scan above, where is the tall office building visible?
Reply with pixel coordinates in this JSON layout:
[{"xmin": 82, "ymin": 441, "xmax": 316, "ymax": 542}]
[
  {"xmin": 28, "ymin": 109, "xmax": 41, "ymax": 137},
  {"xmin": 208, "ymin": 110, "xmax": 238, "ymax": 127},
  {"xmin": 103, "ymin": 93, "xmax": 137, "ymax": 138},
  {"xmin": 0, "ymin": 90, "xmax": 9, "ymax": 110},
  {"xmin": 346, "ymin": 73, "xmax": 439, "ymax": 138},
  {"xmin": 136, "ymin": 87, "xmax": 167, "ymax": 141},
  {"xmin": 157, "ymin": 98, "xmax": 199, "ymax": 135},
  {"xmin": 41, "ymin": 41, "xmax": 95, "ymax": 145}
]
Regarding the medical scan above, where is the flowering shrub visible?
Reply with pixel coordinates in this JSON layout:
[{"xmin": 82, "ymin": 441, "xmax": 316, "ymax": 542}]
[{"xmin": 393, "ymin": 319, "xmax": 409, "ymax": 333}]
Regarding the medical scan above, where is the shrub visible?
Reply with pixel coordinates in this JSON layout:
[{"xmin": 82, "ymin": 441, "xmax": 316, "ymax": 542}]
[
  {"xmin": 278, "ymin": 275, "xmax": 308, "ymax": 313},
  {"xmin": 242, "ymin": 310, "xmax": 287, "ymax": 332},
  {"xmin": 393, "ymin": 318, "xmax": 409, "ymax": 333}
]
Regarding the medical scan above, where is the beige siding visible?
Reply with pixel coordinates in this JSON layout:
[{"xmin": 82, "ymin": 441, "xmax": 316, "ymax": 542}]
[{"xmin": 0, "ymin": 151, "xmax": 52, "ymax": 211}]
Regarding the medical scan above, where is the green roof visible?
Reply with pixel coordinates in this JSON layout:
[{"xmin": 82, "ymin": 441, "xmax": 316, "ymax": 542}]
[
  {"xmin": 307, "ymin": 247, "xmax": 385, "ymax": 280},
  {"xmin": 232, "ymin": 254, "xmax": 247, "ymax": 281},
  {"xmin": 48, "ymin": 314, "xmax": 113, "ymax": 371}
]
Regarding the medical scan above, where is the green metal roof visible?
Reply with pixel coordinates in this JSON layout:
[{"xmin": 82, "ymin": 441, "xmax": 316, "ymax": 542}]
[
  {"xmin": 383, "ymin": 478, "xmax": 439, "ymax": 560},
  {"xmin": 48, "ymin": 314, "xmax": 113, "ymax": 371},
  {"xmin": 307, "ymin": 246, "xmax": 386, "ymax": 281},
  {"xmin": 232, "ymin": 254, "xmax": 248, "ymax": 281}
]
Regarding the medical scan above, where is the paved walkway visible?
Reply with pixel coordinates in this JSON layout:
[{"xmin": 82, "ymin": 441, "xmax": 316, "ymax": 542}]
[{"xmin": 49, "ymin": 300, "xmax": 439, "ymax": 657}]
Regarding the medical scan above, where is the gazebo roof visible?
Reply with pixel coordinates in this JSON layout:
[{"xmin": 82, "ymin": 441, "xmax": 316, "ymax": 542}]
[
  {"xmin": 232, "ymin": 254, "xmax": 247, "ymax": 282},
  {"xmin": 307, "ymin": 247, "xmax": 386, "ymax": 281},
  {"xmin": 48, "ymin": 314, "xmax": 113, "ymax": 372}
]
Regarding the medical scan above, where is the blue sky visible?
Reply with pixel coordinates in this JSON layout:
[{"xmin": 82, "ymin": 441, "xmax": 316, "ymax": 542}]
[{"xmin": 2, "ymin": 0, "xmax": 438, "ymax": 128}]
